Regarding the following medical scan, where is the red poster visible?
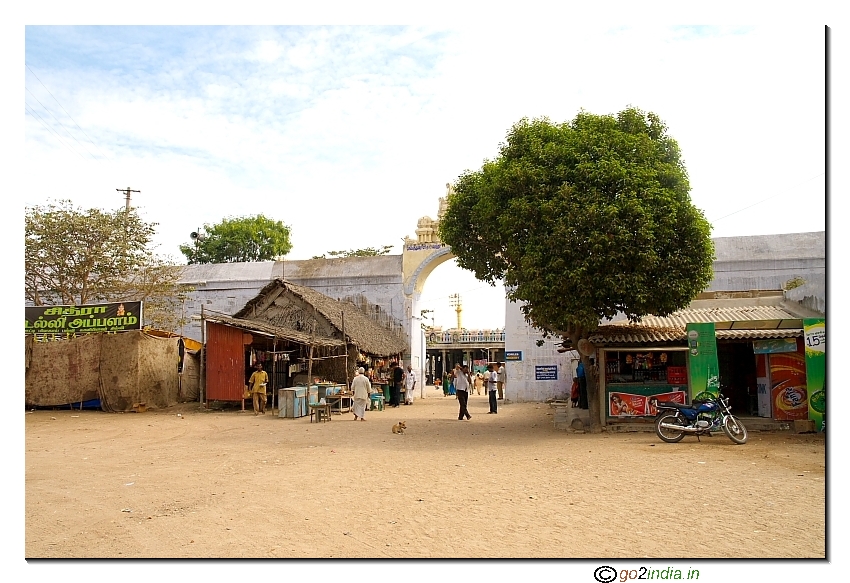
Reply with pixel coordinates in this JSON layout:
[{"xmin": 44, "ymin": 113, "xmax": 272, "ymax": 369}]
[
  {"xmin": 769, "ymin": 340, "xmax": 808, "ymax": 421},
  {"xmin": 646, "ymin": 391, "xmax": 687, "ymax": 417},
  {"xmin": 609, "ymin": 392, "xmax": 648, "ymax": 416}
]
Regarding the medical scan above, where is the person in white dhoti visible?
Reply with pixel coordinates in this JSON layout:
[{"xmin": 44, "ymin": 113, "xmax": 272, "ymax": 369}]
[
  {"xmin": 351, "ymin": 367, "xmax": 372, "ymax": 421},
  {"xmin": 404, "ymin": 365, "xmax": 417, "ymax": 405}
]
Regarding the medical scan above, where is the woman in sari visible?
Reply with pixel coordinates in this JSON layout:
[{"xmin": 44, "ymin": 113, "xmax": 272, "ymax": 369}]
[
  {"xmin": 351, "ymin": 367, "xmax": 372, "ymax": 421},
  {"xmin": 448, "ymin": 363, "xmax": 460, "ymax": 396}
]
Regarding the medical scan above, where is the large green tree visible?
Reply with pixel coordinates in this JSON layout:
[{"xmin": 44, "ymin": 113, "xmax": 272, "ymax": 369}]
[
  {"xmin": 439, "ymin": 108, "xmax": 714, "ymax": 430},
  {"xmin": 180, "ymin": 215, "xmax": 292, "ymax": 264},
  {"xmin": 25, "ymin": 200, "xmax": 190, "ymax": 332}
]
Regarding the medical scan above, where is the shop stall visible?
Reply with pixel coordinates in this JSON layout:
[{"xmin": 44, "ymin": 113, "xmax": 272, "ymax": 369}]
[{"xmin": 601, "ymin": 348, "xmax": 690, "ymax": 419}]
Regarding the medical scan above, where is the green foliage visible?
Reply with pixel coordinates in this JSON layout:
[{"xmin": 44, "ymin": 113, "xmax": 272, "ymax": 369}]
[
  {"xmin": 25, "ymin": 200, "xmax": 188, "ymax": 332},
  {"xmin": 26, "ymin": 200, "xmax": 156, "ymax": 305},
  {"xmin": 180, "ymin": 215, "xmax": 292, "ymax": 264},
  {"xmin": 783, "ymin": 276, "xmax": 806, "ymax": 290},
  {"xmin": 439, "ymin": 108, "xmax": 715, "ymax": 337},
  {"xmin": 311, "ymin": 245, "xmax": 394, "ymax": 259}
]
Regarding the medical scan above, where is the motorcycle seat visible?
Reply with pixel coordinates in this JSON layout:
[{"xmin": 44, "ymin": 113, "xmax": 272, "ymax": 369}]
[{"xmin": 655, "ymin": 401, "xmax": 694, "ymax": 410}]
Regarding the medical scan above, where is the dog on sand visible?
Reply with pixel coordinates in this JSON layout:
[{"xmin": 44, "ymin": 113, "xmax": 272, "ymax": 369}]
[{"xmin": 391, "ymin": 421, "xmax": 407, "ymax": 434}]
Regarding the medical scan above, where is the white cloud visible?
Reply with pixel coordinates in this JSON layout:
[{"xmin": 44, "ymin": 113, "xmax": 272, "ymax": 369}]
[{"xmin": 19, "ymin": 24, "xmax": 830, "ymax": 330}]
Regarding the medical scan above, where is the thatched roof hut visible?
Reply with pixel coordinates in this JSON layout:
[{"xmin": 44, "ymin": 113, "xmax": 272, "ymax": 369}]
[{"xmin": 232, "ymin": 278, "xmax": 408, "ymax": 357}]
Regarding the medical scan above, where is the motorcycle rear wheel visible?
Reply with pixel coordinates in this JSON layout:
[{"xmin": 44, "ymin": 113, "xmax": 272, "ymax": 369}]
[
  {"xmin": 722, "ymin": 415, "xmax": 748, "ymax": 444},
  {"xmin": 655, "ymin": 413, "xmax": 686, "ymax": 443}
]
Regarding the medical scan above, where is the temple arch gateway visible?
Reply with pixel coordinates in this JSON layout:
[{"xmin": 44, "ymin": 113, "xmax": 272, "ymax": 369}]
[{"xmin": 401, "ymin": 191, "xmax": 457, "ymax": 398}]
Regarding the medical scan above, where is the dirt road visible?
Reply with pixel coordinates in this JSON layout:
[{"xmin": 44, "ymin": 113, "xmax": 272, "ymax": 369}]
[{"xmin": 25, "ymin": 387, "xmax": 825, "ymax": 559}]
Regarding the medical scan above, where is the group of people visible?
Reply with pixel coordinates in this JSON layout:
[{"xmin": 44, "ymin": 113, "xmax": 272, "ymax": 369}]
[
  {"xmin": 355, "ymin": 361, "xmax": 418, "ymax": 420},
  {"xmin": 386, "ymin": 361, "xmax": 417, "ymax": 408},
  {"xmin": 447, "ymin": 361, "xmax": 505, "ymax": 420},
  {"xmin": 246, "ymin": 359, "xmax": 510, "ymax": 422}
]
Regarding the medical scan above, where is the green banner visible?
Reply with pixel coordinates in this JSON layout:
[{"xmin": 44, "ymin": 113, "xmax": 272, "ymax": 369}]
[
  {"xmin": 803, "ymin": 318, "xmax": 825, "ymax": 432},
  {"xmin": 25, "ymin": 301, "xmax": 143, "ymax": 335},
  {"xmin": 686, "ymin": 323, "xmax": 720, "ymax": 402}
]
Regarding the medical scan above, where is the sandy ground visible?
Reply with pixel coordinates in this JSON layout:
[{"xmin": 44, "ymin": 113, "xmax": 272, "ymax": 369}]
[{"xmin": 25, "ymin": 386, "xmax": 825, "ymax": 559}]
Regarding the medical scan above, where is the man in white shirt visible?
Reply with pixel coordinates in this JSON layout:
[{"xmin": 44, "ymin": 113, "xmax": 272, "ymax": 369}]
[
  {"xmin": 454, "ymin": 364, "xmax": 472, "ymax": 420},
  {"xmin": 487, "ymin": 364, "xmax": 498, "ymax": 414},
  {"xmin": 404, "ymin": 365, "xmax": 417, "ymax": 405},
  {"xmin": 497, "ymin": 362, "xmax": 506, "ymax": 400}
]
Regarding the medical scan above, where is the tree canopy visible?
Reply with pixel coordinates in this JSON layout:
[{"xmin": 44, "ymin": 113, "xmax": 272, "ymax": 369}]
[
  {"xmin": 438, "ymin": 108, "xmax": 714, "ymax": 429},
  {"xmin": 25, "ymin": 200, "xmax": 189, "ymax": 332},
  {"xmin": 180, "ymin": 215, "xmax": 292, "ymax": 264}
]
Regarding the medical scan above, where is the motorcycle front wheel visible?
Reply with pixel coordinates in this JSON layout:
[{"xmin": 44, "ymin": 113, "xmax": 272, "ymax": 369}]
[
  {"xmin": 655, "ymin": 413, "xmax": 686, "ymax": 443},
  {"xmin": 722, "ymin": 415, "xmax": 748, "ymax": 444}
]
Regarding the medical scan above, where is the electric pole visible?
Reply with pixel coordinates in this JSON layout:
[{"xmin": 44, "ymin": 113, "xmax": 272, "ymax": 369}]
[
  {"xmin": 116, "ymin": 187, "xmax": 140, "ymax": 211},
  {"xmin": 449, "ymin": 293, "xmax": 462, "ymax": 330}
]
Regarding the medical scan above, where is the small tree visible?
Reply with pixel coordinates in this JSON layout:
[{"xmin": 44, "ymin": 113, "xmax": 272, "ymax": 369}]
[
  {"xmin": 439, "ymin": 108, "xmax": 714, "ymax": 430},
  {"xmin": 25, "ymin": 200, "xmax": 188, "ymax": 332},
  {"xmin": 311, "ymin": 245, "xmax": 394, "ymax": 259},
  {"xmin": 180, "ymin": 215, "xmax": 292, "ymax": 264}
]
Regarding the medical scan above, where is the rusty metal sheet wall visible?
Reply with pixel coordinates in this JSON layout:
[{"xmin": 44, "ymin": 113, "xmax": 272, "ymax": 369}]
[{"xmin": 206, "ymin": 322, "xmax": 245, "ymax": 402}]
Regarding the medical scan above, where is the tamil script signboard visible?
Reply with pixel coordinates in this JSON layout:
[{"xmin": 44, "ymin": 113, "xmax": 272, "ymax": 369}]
[
  {"xmin": 535, "ymin": 365, "xmax": 558, "ymax": 380},
  {"xmin": 25, "ymin": 302, "xmax": 143, "ymax": 335},
  {"xmin": 505, "ymin": 351, "xmax": 523, "ymax": 361}
]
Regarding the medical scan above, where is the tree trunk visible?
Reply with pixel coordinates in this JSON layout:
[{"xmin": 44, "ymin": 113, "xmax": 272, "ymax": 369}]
[
  {"xmin": 566, "ymin": 326, "xmax": 603, "ymax": 433},
  {"xmin": 583, "ymin": 353, "xmax": 602, "ymax": 433}
]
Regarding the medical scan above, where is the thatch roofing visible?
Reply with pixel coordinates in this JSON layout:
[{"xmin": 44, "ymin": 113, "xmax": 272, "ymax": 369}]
[
  {"xmin": 233, "ymin": 279, "xmax": 407, "ymax": 356},
  {"xmin": 203, "ymin": 313, "xmax": 345, "ymax": 348}
]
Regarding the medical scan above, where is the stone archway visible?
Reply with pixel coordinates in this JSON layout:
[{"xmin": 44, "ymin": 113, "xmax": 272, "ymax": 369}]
[
  {"xmin": 403, "ymin": 244, "xmax": 455, "ymax": 296},
  {"xmin": 399, "ymin": 191, "xmax": 457, "ymax": 399}
]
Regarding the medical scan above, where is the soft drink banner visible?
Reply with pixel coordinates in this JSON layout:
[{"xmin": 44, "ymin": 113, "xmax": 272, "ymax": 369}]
[
  {"xmin": 686, "ymin": 323, "xmax": 720, "ymax": 402},
  {"xmin": 803, "ymin": 318, "xmax": 825, "ymax": 432}
]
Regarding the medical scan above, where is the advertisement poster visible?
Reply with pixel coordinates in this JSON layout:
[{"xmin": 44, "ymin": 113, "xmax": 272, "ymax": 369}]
[
  {"xmin": 645, "ymin": 391, "xmax": 688, "ymax": 417},
  {"xmin": 608, "ymin": 390, "xmax": 687, "ymax": 417},
  {"xmin": 25, "ymin": 301, "xmax": 143, "ymax": 335},
  {"xmin": 769, "ymin": 338, "xmax": 808, "ymax": 421},
  {"xmin": 803, "ymin": 318, "xmax": 825, "ymax": 431},
  {"xmin": 686, "ymin": 323, "xmax": 720, "ymax": 401}
]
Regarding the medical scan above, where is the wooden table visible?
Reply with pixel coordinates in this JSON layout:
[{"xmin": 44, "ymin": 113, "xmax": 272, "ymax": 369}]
[
  {"xmin": 324, "ymin": 394, "xmax": 352, "ymax": 414},
  {"xmin": 308, "ymin": 402, "xmax": 331, "ymax": 423}
]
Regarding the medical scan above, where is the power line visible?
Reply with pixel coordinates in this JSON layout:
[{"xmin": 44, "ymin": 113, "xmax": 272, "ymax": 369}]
[
  {"xmin": 25, "ymin": 63, "xmax": 112, "ymax": 162},
  {"xmin": 25, "ymin": 87, "xmax": 99, "ymax": 162},
  {"xmin": 710, "ymin": 172, "xmax": 825, "ymax": 223},
  {"xmin": 25, "ymin": 104, "xmax": 88, "ymax": 160}
]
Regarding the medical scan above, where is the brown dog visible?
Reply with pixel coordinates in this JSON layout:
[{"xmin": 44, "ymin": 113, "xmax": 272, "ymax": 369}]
[{"xmin": 391, "ymin": 421, "xmax": 407, "ymax": 434}]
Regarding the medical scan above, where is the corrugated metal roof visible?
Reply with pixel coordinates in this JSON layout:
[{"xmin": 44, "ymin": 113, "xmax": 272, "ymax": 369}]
[
  {"xmin": 588, "ymin": 324, "xmax": 803, "ymax": 345},
  {"xmin": 636, "ymin": 305, "xmax": 801, "ymax": 327}
]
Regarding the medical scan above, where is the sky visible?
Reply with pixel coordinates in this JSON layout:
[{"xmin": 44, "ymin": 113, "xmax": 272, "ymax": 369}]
[
  {"xmin": 5, "ymin": 4, "xmax": 845, "ymax": 580},
  {"xmin": 16, "ymin": 20, "xmax": 829, "ymax": 332}
]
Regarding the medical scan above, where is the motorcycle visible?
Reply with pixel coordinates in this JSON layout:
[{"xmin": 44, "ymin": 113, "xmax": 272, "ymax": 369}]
[{"xmin": 652, "ymin": 391, "xmax": 748, "ymax": 445}]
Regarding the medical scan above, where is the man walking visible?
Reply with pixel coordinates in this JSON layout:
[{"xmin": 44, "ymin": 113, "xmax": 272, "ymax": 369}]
[
  {"xmin": 404, "ymin": 365, "xmax": 417, "ymax": 405},
  {"xmin": 455, "ymin": 364, "xmax": 472, "ymax": 420},
  {"xmin": 487, "ymin": 363, "xmax": 498, "ymax": 414},
  {"xmin": 248, "ymin": 362, "xmax": 268, "ymax": 416}
]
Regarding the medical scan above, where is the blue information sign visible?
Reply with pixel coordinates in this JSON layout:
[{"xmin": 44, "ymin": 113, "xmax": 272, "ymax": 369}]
[
  {"xmin": 535, "ymin": 365, "xmax": 558, "ymax": 380},
  {"xmin": 505, "ymin": 351, "xmax": 523, "ymax": 361}
]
